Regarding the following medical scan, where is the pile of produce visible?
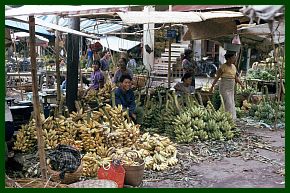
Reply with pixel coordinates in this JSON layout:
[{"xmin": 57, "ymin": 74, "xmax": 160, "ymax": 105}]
[
  {"xmin": 172, "ymin": 101, "xmax": 236, "ymax": 143},
  {"xmin": 249, "ymin": 101, "xmax": 285, "ymax": 125},
  {"xmin": 14, "ymin": 103, "xmax": 178, "ymax": 176},
  {"xmin": 246, "ymin": 68, "xmax": 276, "ymax": 81},
  {"xmin": 142, "ymin": 90, "xmax": 238, "ymax": 143}
]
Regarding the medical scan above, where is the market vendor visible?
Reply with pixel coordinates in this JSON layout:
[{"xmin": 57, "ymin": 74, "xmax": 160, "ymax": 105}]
[
  {"xmin": 209, "ymin": 50, "xmax": 245, "ymax": 119},
  {"xmin": 113, "ymin": 58, "xmax": 133, "ymax": 84},
  {"xmin": 182, "ymin": 49, "xmax": 196, "ymax": 87},
  {"xmin": 89, "ymin": 60, "xmax": 105, "ymax": 91},
  {"xmin": 115, "ymin": 74, "xmax": 143, "ymax": 124},
  {"xmin": 174, "ymin": 72, "xmax": 195, "ymax": 95}
]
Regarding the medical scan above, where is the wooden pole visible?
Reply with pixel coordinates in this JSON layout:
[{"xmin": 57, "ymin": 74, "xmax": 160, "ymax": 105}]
[
  {"xmin": 55, "ymin": 16, "xmax": 61, "ymax": 115},
  {"xmin": 168, "ymin": 24, "xmax": 172, "ymax": 88},
  {"xmin": 11, "ymin": 31, "xmax": 23, "ymax": 101},
  {"xmin": 269, "ymin": 21, "xmax": 282, "ymax": 130},
  {"xmin": 67, "ymin": 17, "xmax": 80, "ymax": 113},
  {"xmin": 29, "ymin": 16, "xmax": 47, "ymax": 179}
]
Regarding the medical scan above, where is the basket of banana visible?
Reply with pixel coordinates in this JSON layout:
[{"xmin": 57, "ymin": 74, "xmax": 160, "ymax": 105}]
[
  {"xmin": 121, "ymin": 150, "xmax": 145, "ymax": 187},
  {"xmin": 47, "ymin": 161, "xmax": 83, "ymax": 184}
]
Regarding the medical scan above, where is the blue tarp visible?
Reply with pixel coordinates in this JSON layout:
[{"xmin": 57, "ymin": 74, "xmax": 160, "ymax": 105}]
[
  {"xmin": 5, "ymin": 20, "xmax": 54, "ymax": 40},
  {"xmin": 37, "ymin": 15, "xmax": 125, "ymax": 35}
]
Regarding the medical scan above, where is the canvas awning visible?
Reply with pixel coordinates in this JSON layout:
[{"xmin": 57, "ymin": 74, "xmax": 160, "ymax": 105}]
[
  {"xmin": 94, "ymin": 36, "xmax": 141, "ymax": 52},
  {"xmin": 117, "ymin": 11, "xmax": 203, "ymax": 24},
  {"xmin": 5, "ymin": 5, "xmax": 130, "ymax": 18},
  {"xmin": 116, "ymin": 11, "xmax": 245, "ymax": 24}
]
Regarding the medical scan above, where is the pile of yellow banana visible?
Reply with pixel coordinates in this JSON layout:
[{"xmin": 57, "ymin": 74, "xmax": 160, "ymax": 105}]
[
  {"xmin": 136, "ymin": 133, "xmax": 178, "ymax": 171},
  {"xmin": 14, "ymin": 103, "xmax": 178, "ymax": 174}
]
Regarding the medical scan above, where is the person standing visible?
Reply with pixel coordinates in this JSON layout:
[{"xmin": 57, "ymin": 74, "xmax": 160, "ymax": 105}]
[
  {"xmin": 182, "ymin": 49, "xmax": 195, "ymax": 87},
  {"xmin": 100, "ymin": 51, "xmax": 111, "ymax": 71},
  {"xmin": 113, "ymin": 58, "xmax": 133, "ymax": 84},
  {"xmin": 86, "ymin": 46, "xmax": 93, "ymax": 68},
  {"xmin": 209, "ymin": 51, "xmax": 245, "ymax": 119},
  {"xmin": 100, "ymin": 50, "xmax": 111, "ymax": 81},
  {"xmin": 127, "ymin": 54, "xmax": 137, "ymax": 71}
]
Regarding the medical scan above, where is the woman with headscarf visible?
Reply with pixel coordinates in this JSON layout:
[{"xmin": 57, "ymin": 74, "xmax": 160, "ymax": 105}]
[{"xmin": 209, "ymin": 51, "xmax": 245, "ymax": 119}]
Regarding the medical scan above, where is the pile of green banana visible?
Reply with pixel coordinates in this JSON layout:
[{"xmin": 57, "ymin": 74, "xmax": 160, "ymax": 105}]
[{"xmin": 173, "ymin": 101, "xmax": 236, "ymax": 143}]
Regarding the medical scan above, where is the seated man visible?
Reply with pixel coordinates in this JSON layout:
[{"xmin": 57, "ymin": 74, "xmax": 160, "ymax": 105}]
[{"xmin": 114, "ymin": 74, "xmax": 143, "ymax": 124}]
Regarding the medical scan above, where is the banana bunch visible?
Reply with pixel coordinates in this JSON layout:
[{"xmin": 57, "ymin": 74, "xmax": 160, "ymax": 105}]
[
  {"xmin": 97, "ymin": 82, "xmax": 116, "ymax": 103},
  {"xmin": 173, "ymin": 112, "xmax": 194, "ymax": 143},
  {"xmin": 192, "ymin": 130, "xmax": 208, "ymax": 141},
  {"xmin": 208, "ymin": 130, "xmax": 224, "ymax": 140},
  {"xmin": 137, "ymin": 133, "xmax": 178, "ymax": 171},
  {"xmin": 70, "ymin": 108, "xmax": 86, "ymax": 122},
  {"xmin": 110, "ymin": 148, "xmax": 142, "ymax": 166},
  {"xmin": 84, "ymin": 88, "xmax": 97, "ymax": 102},
  {"xmin": 82, "ymin": 152, "xmax": 102, "ymax": 177},
  {"xmin": 13, "ymin": 123, "xmax": 37, "ymax": 152}
]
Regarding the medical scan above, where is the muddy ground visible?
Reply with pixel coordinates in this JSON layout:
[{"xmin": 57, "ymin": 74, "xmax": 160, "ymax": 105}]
[{"xmin": 141, "ymin": 120, "xmax": 285, "ymax": 188}]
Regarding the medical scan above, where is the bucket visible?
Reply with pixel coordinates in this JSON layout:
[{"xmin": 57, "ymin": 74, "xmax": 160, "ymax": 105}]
[
  {"xmin": 98, "ymin": 161, "xmax": 125, "ymax": 188},
  {"xmin": 123, "ymin": 159, "xmax": 145, "ymax": 187}
]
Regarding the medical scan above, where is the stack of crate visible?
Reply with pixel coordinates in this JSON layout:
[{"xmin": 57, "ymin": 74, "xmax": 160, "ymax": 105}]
[{"xmin": 152, "ymin": 43, "xmax": 189, "ymax": 78}]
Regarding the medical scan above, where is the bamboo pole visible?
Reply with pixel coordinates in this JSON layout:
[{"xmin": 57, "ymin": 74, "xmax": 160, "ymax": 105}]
[
  {"xmin": 168, "ymin": 24, "xmax": 172, "ymax": 88},
  {"xmin": 268, "ymin": 21, "xmax": 282, "ymax": 130},
  {"xmin": 55, "ymin": 16, "xmax": 61, "ymax": 115},
  {"xmin": 29, "ymin": 16, "xmax": 47, "ymax": 179}
]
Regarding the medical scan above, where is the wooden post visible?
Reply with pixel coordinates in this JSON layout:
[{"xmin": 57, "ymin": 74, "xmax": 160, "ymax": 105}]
[
  {"xmin": 269, "ymin": 21, "xmax": 282, "ymax": 130},
  {"xmin": 29, "ymin": 16, "xmax": 47, "ymax": 179},
  {"xmin": 55, "ymin": 16, "xmax": 61, "ymax": 114},
  {"xmin": 168, "ymin": 24, "xmax": 172, "ymax": 88},
  {"xmin": 11, "ymin": 31, "xmax": 23, "ymax": 100},
  {"xmin": 66, "ymin": 17, "xmax": 80, "ymax": 113}
]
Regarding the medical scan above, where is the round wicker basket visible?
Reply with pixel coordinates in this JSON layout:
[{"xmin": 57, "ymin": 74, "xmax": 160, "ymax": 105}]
[
  {"xmin": 47, "ymin": 162, "xmax": 83, "ymax": 184},
  {"xmin": 68, "ymin": 179, "xmax": 118, "ymax": 188}
]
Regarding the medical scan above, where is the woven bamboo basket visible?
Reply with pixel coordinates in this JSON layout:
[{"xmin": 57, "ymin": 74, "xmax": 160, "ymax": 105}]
[
  {"xmin": 133, "ymin": 75, "xmax": 148, "ymax": 88},
  {"xmin": 68, "ymin": 179, "xmax": 118, "ymax": 188},
  {"xmin": 47, "ymin": 162, "xmax": 83, "ymax": 184}
]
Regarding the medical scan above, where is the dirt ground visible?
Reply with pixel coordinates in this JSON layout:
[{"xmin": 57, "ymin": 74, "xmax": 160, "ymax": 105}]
[{"xmin": 141, "ymin": 120, "xmax": 285, "ymax": 188}]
